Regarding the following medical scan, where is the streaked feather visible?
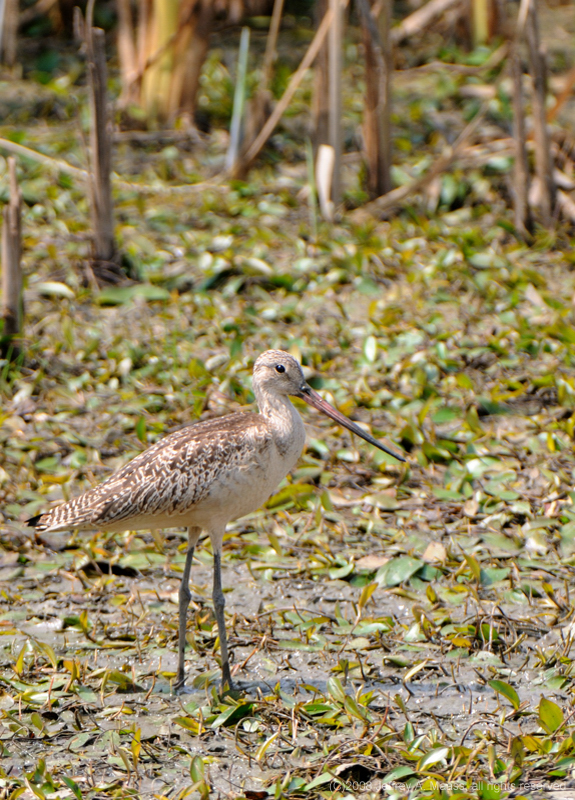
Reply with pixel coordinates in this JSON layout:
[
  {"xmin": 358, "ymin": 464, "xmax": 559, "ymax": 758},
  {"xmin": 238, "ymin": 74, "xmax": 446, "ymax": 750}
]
[{"xmin": 30, "ymin": 412, "xmax": 273, "ymax": 532}]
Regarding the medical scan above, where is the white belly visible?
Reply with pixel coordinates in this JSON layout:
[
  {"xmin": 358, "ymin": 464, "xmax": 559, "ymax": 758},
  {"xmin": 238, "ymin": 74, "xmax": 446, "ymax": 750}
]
[
  {"xmin": 100, "ymin": 419, "xmax": 306, "ymax": 534},
  {"xmin": 184, "ymin": 429, "xmax": 305, "ymax": 530}
]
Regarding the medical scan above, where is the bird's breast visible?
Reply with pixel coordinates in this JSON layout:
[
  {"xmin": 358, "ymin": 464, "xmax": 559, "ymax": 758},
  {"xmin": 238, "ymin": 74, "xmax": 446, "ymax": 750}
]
[{"xmin": 187, "ymin": 412, "xmax": 306, "ymax": 527}]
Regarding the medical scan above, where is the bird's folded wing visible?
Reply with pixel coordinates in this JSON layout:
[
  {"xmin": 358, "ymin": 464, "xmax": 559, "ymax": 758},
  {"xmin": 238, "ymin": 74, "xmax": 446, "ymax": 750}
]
[{"xmin": 29, "ymin": 412, "xmax": 271, "ymax": 532}]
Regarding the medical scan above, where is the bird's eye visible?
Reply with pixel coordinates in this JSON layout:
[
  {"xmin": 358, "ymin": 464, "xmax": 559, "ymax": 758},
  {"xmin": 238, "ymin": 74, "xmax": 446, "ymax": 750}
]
[{"xmin": 275, "ymin": 364, "xmax": 286, "ymax": 374}]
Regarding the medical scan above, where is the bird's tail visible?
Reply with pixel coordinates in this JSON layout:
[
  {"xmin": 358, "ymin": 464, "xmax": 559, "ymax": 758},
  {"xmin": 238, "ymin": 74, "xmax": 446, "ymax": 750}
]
[{"xmin": 25, "ymin": 495, "xmax": 100, "ymax": 532}]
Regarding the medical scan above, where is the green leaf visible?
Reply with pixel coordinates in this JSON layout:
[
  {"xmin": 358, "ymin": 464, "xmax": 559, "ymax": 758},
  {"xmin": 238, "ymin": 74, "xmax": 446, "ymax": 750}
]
[
  {"xmin": 464, "ymin": 553, "xmax": 481, "ymax": 581},
  {"xmin": 303, "ymin": 772, "xmax": 335, "ymax": 791},
  {"xmin": 35, "ymin": 641, "xmax": 58, "ymax": 669},
  {"xmin": 422, "ymin": 442, "xmax": 454, "ymax": 463},
  {"xmin": 356, "ymin": 621, "xmax": 393, "ymax": 635},
  {"xmin": 68, "ymin": 732, "xmax": 96, "ymax": 752},
  {"xmin": 431, "ymin": 407, "xmax": 460, "ymax": 424},
  {"xmin": 384, "ymin": 655, "xmax": 411, "ymax": 668},
  {"xmin": 34, "ymin": 456, "xmax": 60, "ymax": 474},
  {"xmin": 14, "ymin": 642, "xmax": 28, "ymax": 675},
  {"xmin": 97, "ymin": 285, "xmax": 171, "ymax": 306},
  {"xmin": 539, "ymin": 696, "xmax": 563, "ymax": 733},
  {"xmin": 364, "ymin": 491, "xmax": 398, "ymax": 510},
  {"xmin": 328, "ymin": 562, "xmax": 354, "ymax": 580},
  {"xmin": 432, "ymin": 487, "xmax": 463, "ymax": 500},
  {"xmin": 174, "ymin": 716, "xmax": 202, "ymax": 735},
  {"xmin": 358, "ymin": 581, "xmax": 377, "ymax": 609},
  {"xmin": 303, "ymin": 702, "xmax": 336, "ymax": 716},
  {"xmin": 62, "ymin": 777, "xmax": 82, "ymax": 800},
  {"xmin": 418, "ymin": 745, "xmax": 450, "ymax": 769},
  {"xmin": 375, "ymin": 556, "xmax": 423, "ymax": 588},
  {"xmin": 255, "ymin": 730, "xmax": 280, "ymax": 762},
  {"xmin": 489, "ymin": 679, "xmax": 520, "ymax": 710},
  {"xmin": 211, "ymin": 702, "xmax": 254, "ymax": 728},
  {"xmin": 266, "ymin": 484, "xmax": 316, "ymax": 508},
  {"xmin": 104, "ymin": 669, "xmax": 139, "ymax": 690},
  {"xmin": 276, "ymin": 640, "xmax": 324, "ymax": 652},
  {"xmin": 476, "ymin": 782, "xmax": 505, "ymax": 799},
  {"xmin": 479, "ymin": 567, "xmax": 510, "ymax": 586},
  {"xmin": 135, "ymin": 416, "xmax": 147, "ymax": 443},
  {"xmin": 7, "ymin": 787, "xmax": 27, "ymax": 799},
  {"xmin": 190, "ymin": 755, "xmax": 205, "ymax": 782},
  {"xmin": 382, "ymin": 765, "xmax": 416, "ymax": 783},
  {"xmin": 327, "ymin": 676, "xmax": 346, "ymax": 703}
]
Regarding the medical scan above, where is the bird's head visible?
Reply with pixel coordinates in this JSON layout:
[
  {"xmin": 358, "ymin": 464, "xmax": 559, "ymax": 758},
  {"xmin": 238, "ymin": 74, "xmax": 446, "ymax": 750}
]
[
  {"xmin": 252, "ymin": 350, "xmax": 306, "ymax": 397},
  {"xmin": 252, "ymin": 350, "xmax": 406, "ymax": 462}
]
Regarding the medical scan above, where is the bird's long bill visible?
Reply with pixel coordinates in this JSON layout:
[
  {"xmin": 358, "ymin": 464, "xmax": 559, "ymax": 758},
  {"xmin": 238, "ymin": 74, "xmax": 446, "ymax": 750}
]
[{"xmin": 298, "ymin": 384, "xmax": 406, "ymax": 462}]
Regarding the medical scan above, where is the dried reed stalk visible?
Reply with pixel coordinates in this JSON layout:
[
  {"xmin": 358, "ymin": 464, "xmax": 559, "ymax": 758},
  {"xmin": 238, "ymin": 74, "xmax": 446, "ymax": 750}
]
[
  {"xmin": 1, "ymin": 157, "xmax": 22, "ymax": 354},
  {"xmin": 327, "ymin": 0, "xmax": 342, "ymax": 203},
  {"xmin": 524, "ymin": 0, "xmax": 555, "ymax": 226},
  {"xmin": 511, "ymin": 47, "xmax": 532, "ymax": 238},
  {"xmin": 86, "ymin": 16, "xmax": 115, "ymax": 264},
  {"xmin": 359, "ymin": 0, "xmax": 392, "ymax": 198}
]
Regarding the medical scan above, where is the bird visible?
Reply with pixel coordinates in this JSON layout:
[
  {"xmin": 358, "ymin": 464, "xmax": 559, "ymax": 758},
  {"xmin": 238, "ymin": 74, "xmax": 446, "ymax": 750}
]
[{"xmin": 27, "ymin": 350, "xmax": 405, "ymax": 691}]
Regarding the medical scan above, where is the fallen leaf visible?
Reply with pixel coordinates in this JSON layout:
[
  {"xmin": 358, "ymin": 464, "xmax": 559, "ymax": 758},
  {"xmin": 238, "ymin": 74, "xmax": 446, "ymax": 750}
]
[
  {"xmin": 422, "ymin": 542, "xmax": 446, "ymax": 563},
  {"xmin": 356, "ymin": 554, "xmax": 390, "ymax": 570}
]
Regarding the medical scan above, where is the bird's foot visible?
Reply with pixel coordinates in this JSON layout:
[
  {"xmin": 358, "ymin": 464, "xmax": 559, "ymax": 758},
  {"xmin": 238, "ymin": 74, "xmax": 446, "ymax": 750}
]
[
  {"xmin": 219, "ymin": 665, "xmax": 236, "ymax": 696},
  {"xmin": 174, "ymin": 672, "xmax": 187, "ymax": 693},
  {"xmin": 219, "ymin": 682, "xmax": 241, "ymax": 699}
]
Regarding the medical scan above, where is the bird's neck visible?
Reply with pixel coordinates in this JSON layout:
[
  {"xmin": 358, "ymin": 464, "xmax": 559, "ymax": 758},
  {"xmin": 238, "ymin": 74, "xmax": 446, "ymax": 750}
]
[
  {"xmin": 256, "ymin": 388, "xmax": 305, "ymax": 451},
  {"xmin": 256, "ymin": 386, "xmax": 295, "ymax": 423}
]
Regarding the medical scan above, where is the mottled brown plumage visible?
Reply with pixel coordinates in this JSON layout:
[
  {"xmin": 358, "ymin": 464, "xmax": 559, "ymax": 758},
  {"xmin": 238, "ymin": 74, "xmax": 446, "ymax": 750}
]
[
  {"xmin": 28, "ymin": 350, "xmax": 405, "ymax": 690},
  {"xmin": 30, "ymin": 413, "xmax": 274, "ymax": 533}
]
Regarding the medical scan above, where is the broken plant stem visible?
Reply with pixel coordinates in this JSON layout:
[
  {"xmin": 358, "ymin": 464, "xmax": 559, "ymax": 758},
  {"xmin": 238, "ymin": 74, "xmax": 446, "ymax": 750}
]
[
  {"xmin": 1, "ymin": 157, "xmax": 22, "ymax": 356},
  {"xmin": 86, "ymin": 22, "xmax": 116, "ymax": 263},
  {"xmin": 511, "ymin": 46, "xmax": 532, "ymax": 238},
  {"xmin": 524, "ymin": 0, "xmax": 556, "ymax": 225},
  {"xmin": 327, "ymin": 0, "xmax": 342, "ymax": 203},
  {"xmin": 358, "ymin": 0, "xmax": 392, "ymax": 197}
]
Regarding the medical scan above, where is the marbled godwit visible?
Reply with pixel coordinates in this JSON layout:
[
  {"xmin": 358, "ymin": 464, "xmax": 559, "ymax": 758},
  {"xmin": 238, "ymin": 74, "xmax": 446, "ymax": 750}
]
[{"xmin": 28, "ymin": 350, "xmax": 405, "ymax": 690}]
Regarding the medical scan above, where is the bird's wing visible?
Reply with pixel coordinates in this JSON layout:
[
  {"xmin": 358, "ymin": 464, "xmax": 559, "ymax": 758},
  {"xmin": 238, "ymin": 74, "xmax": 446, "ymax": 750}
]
[{"xmin": 29, "ymin": 412, "xmax": 272, "ymax": 532}]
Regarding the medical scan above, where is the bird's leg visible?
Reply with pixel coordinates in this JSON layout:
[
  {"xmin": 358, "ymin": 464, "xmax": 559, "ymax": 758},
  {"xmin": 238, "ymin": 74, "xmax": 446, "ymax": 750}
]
[
  {"xmin": 175, "ymin": 526, "xmax": 201, "ymax": 690},
  {"xmin": 212, "ymin": 547, "xmax": 233, "ymax": 691}
]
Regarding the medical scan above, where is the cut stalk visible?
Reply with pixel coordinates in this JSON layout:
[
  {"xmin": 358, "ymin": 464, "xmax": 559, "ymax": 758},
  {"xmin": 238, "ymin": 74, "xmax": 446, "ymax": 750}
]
[
  {"xmin": 359, "ymin": 0, "xmax": 392, "ymax": 198},
  {"xmin": 327, "ymin": 0, "xmax": 342, "ymax": 203},
  {"xmin": 312, "ymin": 0, "xmax": 330, "ymax": 148},
  {"xmin": 525, "ymin": 0, "xmax": 555, "ymax": 226},
  {"xmin": 2, "ymin": 0, "xmax": 18, "ymax": 66},
  {"xmin": 86, "ymin": 18, "xmax": 116, "ymax": 266},
  {"xmin": 1, "ymin": 157, "xmax": 22, "ymax": 357},
  {"xmin": 511, "ymin": 46, "xmax": 532, "ymax": 238}
]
